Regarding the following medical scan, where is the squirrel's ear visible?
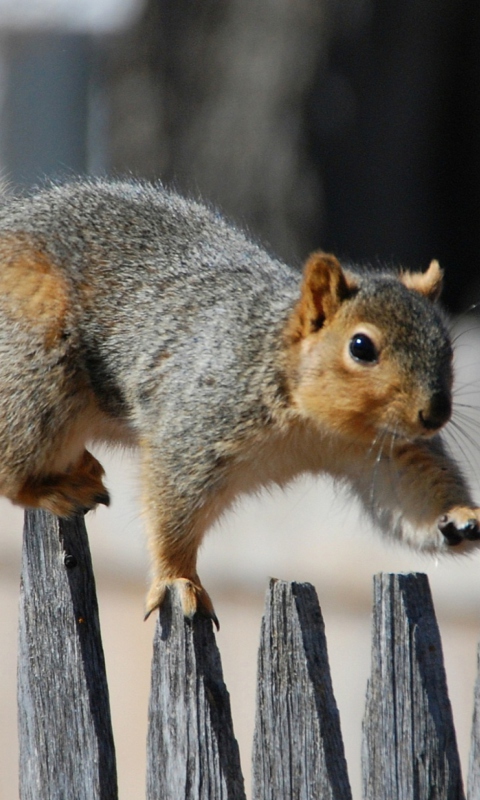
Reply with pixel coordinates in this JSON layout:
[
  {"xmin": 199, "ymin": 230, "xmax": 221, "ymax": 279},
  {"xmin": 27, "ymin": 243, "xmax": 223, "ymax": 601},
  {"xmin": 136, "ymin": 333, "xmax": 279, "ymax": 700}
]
[
  {"xmin": 289, "ymin": 252, "xmax": 352, "ymax": 340},
  {"xmin": 400, "ymin": 259, "xmax": 443, "ymax": 302}
]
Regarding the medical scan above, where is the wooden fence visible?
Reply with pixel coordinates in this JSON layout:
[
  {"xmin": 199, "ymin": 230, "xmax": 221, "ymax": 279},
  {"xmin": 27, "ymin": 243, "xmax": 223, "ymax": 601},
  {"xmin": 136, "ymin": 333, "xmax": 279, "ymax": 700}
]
[{"xmin": 16, "ymin": 508, "xmax": 480, "ymax": 799}]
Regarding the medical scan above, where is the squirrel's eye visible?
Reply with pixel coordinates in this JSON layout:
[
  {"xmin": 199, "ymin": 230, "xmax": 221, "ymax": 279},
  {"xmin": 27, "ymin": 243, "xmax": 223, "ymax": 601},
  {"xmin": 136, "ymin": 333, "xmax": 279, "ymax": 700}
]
[{"xmin": 349, "ymin": 333, "xmax": 378, "ymax": 364}]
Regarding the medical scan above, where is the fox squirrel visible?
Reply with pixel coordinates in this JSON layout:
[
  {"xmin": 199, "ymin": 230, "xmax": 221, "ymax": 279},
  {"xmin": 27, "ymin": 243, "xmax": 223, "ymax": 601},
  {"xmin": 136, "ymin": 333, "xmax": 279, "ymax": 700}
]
[{"xmin": 0, "ymin": 178, "xmax": 478, "ymax": 625}]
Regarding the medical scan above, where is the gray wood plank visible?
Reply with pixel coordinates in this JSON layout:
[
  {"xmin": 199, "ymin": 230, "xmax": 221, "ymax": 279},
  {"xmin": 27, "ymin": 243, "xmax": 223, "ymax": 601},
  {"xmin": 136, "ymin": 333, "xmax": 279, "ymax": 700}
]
[
  {"xmin": 467, "ymin": 641, "xmax": 480, "ymax": 800},
  {"xmin": 17, "ymin": 509, "xmax": 118, "ymax": 800},
  {"xmin": 146, "ymin": 587, "xmax": 246, "ymax": 800},
  {"xmin": 362, "ymin": 572, "xmax": 465, "ymax": 800},
  {"xmin": 252, "ymin": 579, "xmax": 352, "ymax": 800}
]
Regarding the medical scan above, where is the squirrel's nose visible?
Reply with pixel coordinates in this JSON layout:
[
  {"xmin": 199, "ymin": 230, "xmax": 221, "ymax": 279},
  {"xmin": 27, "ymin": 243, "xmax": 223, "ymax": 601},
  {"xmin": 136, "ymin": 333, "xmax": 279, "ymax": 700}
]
[{"xmin": 419, "ymin": 391, "xmax": 452, "ymax": 432}]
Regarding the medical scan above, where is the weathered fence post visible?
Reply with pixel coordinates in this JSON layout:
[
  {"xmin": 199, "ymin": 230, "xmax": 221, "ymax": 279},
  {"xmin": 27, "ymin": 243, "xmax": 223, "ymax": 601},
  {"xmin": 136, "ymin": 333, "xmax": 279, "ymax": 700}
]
[
  {"xmin": 252, "ymin": 579, "xmax": 352, "ymax": 800},
  {"xmin": 146, "ymin": 586, "xmax": 246, "ymax": 800},
  {"xmin": 17, "ymin": 509, "xmax": 118, "ymax": 800},
  {"xmin": 468, "ymin": 641, "xmax": 480, "ymax": 799},
  {"xmin": 362, "ymin": 572, "xmax": 465, "ymax": 800}
]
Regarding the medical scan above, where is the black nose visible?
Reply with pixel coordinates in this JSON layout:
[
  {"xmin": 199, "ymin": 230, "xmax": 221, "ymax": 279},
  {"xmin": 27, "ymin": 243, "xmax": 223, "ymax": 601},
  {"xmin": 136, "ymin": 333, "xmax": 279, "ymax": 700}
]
[{"xmin": 419, "ymin": 391, "xmax": 452, "ymax": 431}]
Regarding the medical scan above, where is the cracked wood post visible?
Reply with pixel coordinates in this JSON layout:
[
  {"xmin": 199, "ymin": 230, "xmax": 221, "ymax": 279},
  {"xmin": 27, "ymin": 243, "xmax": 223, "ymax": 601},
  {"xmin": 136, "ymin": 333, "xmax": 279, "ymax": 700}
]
[
  {"xmin": 252, "ymin": 579, "xmax": 352, "ymax": 800},
  {"xmin": 146, "ymin": 587, "xmax": 246, "ymax": 800},
  {"xmin": 362, "ymin": 572, "xmax": 465, "ymax": 800},
  {"xmin": 467, "ymin": 641, "xmax": 480, "ymax": 799},
  {"xmin": 17, "ymin": 509, "xmax": 118, "ymax": 800}
]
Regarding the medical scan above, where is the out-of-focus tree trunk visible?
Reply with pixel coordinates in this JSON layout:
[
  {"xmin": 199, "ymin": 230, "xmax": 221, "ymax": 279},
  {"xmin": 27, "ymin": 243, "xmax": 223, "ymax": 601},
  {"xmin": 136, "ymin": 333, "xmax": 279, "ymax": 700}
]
[
  {"xmin": 106, "ymin": 0, "xmax": 480, "ymax": 311},
  {"xmin": 106, "ymin": 0, "xmax": 327, "ymax": 265}
]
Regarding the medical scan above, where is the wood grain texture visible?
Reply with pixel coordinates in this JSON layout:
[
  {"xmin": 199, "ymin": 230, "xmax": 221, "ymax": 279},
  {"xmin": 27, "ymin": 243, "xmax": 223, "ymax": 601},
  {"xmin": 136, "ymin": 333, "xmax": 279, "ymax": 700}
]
[
  {"xmin": 468, "ymin": 641, "xmax": 480, "ymax": 800},
  {"xmin": 17, "ymin": 509, "xmax": 117, "ymax": 800},
  {"xmin": 362, "ymin": 572, "xmax": 465, "ymax": 800},
  {"xmin": 252, "ymin": 579, "xmax": 352, "ymax": 800},
  {"xmin": 146, "ymin": 587, "xmax": 246, "ymax": 800}
]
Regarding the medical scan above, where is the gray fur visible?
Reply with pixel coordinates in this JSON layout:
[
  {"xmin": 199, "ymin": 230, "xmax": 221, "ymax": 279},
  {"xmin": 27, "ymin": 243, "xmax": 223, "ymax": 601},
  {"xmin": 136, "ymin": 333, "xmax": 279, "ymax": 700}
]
[{"xmin": 0, "ymin": 178, "xmax": 477, "ymax": 619}]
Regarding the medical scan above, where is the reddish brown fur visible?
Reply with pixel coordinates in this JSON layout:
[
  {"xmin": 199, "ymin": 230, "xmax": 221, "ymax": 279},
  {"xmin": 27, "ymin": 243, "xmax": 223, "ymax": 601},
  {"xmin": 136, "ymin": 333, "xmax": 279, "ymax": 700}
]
[
  {"xmin": 0, "ymin": 235, "xmax": 70, "ymax": 348},
  {"xmin": 13, "ymin": 450, "xmax": 108, "ymax": 517},
  {"xmin": 0, "ymin": 236, "xmax": 112, "ymax": 515},
  {"xmin": 286, "ymin": 252, "xmax": 353, "ymax": 343},
  {"xmin": 400, "ymin": 259, "xmax": 443, "ymax": 301},
  {"xmin": 285, "ymin": 254, "xmax": 445, "ymax": 443},
  {"xmin": 141, "ymin": 441, "xmax": 217, "ymax": 621}
]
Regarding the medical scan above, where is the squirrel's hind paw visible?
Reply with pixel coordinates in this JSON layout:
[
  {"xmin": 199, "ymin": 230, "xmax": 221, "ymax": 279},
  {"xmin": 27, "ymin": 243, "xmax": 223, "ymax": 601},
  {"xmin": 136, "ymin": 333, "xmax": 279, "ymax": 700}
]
[
  {"xmin": 439, "ymin": 507, "xmax": 480, "ymax": 548},
  {"xmin": 144, "ymin": 578, "xmax": 219, "ymax": 630},
  {"xmin": 14, "ymin": 467, "xmax": 110, "ymax": 517}
]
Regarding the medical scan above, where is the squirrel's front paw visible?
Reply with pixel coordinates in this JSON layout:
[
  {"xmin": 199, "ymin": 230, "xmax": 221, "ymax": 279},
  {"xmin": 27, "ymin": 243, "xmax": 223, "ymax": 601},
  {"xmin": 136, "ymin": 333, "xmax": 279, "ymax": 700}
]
[
  {"xmin": 144, "ymin": 577, "xmax": 219, "ymax": 629},
  {"xmin": 438, "ymin": 507, "xmax": 480, "ymax": 547}
]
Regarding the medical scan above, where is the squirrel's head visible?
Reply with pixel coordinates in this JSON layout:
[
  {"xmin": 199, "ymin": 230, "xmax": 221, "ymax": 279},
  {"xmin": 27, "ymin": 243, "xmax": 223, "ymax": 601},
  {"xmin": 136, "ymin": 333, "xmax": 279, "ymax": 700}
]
[{"xmin": 286, "ymin": 252, "xmax": 453, "ymax": 444}]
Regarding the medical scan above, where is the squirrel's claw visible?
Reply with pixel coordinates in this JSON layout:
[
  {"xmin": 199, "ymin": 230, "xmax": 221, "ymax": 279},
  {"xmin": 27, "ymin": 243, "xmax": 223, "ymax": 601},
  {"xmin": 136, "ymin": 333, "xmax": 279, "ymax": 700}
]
[
  {"xmin": 197, "ymin": 604, "xmax": 220, "ymax": 631},
  {"xmin": 144, "ymin": 577, "xmax": 219, "ymax": 630},
  {"xmin": 79, "ymin": 491, "xmax": 111, "ymax": 516},
  {"xmin": 93, "ymin": 491, "xmax": 111, "ymax": 507}
]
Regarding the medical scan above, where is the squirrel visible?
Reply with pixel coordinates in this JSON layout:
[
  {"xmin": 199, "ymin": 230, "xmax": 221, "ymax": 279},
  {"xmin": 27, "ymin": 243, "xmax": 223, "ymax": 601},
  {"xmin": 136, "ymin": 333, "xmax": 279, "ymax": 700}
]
[{"xmin": 0, "ymin": 177, "xmax": 478, "ymax": 626}]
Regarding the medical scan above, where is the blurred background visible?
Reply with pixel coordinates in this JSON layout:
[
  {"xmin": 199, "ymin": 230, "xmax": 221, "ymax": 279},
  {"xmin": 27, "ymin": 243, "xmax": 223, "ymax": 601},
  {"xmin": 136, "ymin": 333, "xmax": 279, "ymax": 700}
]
[{"xmin": 1, "ymin": 1, "xmax": 480, "ymax": 798}]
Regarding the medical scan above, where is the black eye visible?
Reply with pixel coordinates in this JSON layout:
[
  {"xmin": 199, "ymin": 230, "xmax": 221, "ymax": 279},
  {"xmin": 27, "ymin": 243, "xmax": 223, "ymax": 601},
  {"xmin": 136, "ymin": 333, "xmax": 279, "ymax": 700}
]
[{"xmin": 349, "ymin": 333, "xmax": 378, "ymax": 363}]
